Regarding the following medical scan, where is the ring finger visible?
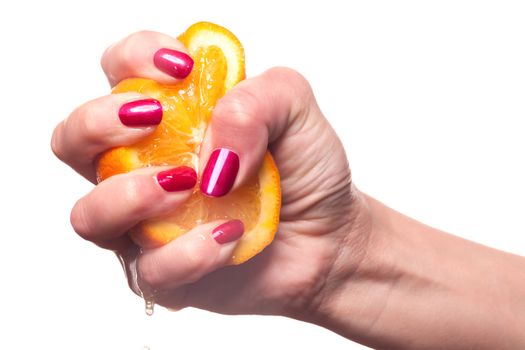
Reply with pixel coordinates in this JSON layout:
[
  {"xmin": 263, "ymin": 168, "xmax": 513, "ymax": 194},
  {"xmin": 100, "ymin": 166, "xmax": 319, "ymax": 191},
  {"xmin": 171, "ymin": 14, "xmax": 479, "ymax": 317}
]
[{"xmin": 70, "ymin": 165, "xmax": 197, "ymax": 249}]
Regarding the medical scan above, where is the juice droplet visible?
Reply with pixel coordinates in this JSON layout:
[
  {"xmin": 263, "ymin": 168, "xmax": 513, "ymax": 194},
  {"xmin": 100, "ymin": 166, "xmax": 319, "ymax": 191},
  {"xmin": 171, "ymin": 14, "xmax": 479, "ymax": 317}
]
[
  {"xmin": 145, "ymin": 298, "xmax": 155, "ymax": 316},
  {"xmin": 116, "ymin": 248, "xmax": 158, "ymax": 316}
]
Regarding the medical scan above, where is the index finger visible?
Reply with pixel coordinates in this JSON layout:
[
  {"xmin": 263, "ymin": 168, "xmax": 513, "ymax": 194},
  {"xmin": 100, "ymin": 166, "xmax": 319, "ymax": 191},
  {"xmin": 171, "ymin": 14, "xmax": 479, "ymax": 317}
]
[{"xmin": 101, "ymin": 30, "xmax": 193, "ymax": 87}]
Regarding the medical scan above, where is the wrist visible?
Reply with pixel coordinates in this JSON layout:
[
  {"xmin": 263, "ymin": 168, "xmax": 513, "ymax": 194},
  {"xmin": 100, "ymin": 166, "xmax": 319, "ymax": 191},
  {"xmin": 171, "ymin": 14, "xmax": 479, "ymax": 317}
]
[
  {"xmin": 297, "ymin": 190, "xmax": 396, "ymax": 346},
  {"xmin": 290, "ymin": 187, "xmax": 376, "ymax": 332},
  {"xmin": 299, "ymin": 191, "xmax": 525, "ymax": 349}
]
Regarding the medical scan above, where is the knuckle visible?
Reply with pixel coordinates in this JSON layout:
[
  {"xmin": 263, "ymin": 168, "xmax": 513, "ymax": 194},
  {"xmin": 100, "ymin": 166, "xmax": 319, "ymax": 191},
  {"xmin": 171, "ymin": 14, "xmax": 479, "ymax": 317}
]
[
  {"xmin": 265, "ymin": 66, "xmax": 314, "ymax": 99},
  {"xmin": 139, "ymin": 234, "xmax": 220, "ymax": 290},
  {"xmin": 123, "ymin": 175, "xmax": 163, "ymax": 219},
  {"xmin": 138, "ymin": 254, "xmax": 165, "ymax": 289},
  {"xmin": 264, "ymin": 67, "xmax": 315, "ymax": 123},
  {"xmin": 181, "ymin": 238, "xmax": 209, "ymax": 275},
  {"xmin": 265, "ymin": 66, "xmax": 309, "ymax": 87},
  {"xmin": 50, "ymin": 121, "xmax": 65, "ymax": 161},
  {"xmin": 119, "ymin": 30, "xmax": 159, "ymax": 72},
  {"xmin": 213, "ymin": 86, "xmax": 264, "ymax": 131},
  {"xmin": 70, "ymin": 200, "xmax": 93, "ymax": 240},
  {"xmin": 129, "ymin": 30, "xmax": 159, "ymax": 41},
  {"xmin": 182, "ymin": 235, "xmax": 220, "ymax": 282},
  {"xmin": 75, "ymin": 103, "xmax": 103, "ymax": 145},
  {"xmin": 100, "ymin": 42, "xmax": 115, "ymax": 75}
]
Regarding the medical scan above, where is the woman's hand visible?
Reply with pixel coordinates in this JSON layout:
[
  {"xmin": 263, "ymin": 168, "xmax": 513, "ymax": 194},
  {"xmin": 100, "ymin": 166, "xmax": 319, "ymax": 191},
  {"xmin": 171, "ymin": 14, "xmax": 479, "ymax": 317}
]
[
  {"xmin": 51, "ymin": 30, "xmax": 370, "ymax": 317},
  {"xmin": 52, "ymin": 30, "xmax": 525, "ymax": 349}
]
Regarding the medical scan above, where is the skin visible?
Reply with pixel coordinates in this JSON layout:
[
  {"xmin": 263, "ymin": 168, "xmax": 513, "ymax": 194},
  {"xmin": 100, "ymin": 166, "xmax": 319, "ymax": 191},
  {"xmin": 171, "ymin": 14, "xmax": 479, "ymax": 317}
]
[{"xmin": 51, "ymin": 31, "xmax": 525, "ymax": 349}]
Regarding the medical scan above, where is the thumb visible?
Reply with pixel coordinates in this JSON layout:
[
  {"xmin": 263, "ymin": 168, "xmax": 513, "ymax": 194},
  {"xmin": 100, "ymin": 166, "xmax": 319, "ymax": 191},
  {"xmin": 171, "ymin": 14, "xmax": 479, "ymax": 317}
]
[{"xmin": 198, "ymin": 67, "xmax": 317, "ymax": 197}]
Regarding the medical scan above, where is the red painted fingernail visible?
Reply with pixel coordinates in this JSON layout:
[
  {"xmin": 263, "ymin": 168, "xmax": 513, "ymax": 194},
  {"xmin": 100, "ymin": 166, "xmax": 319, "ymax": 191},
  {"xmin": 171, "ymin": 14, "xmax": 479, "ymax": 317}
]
[
  {"xmin": 119, "ymin": 99, "xmax": 162, "ymax": 126},
  {"xmin": 154, "ymin": 48, "xmax": 194, "ymax": 79},
  {"xmin": 212, "ymin": 220, "xmax": 244, "ymax": 244},
  {"xmin": 200, "ymin": 148, "xmax": 239, "ymax": 197},
  {"xmin": 157, "ymin": 166, "xmax": 197, "ymax": 192}
]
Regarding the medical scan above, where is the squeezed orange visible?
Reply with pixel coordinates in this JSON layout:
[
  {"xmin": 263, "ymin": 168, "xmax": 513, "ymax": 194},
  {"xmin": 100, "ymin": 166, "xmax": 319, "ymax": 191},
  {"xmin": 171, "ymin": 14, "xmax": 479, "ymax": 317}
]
[{"xmin": 97, "ymin": 22, "xmax": 281, "ymax": 264}]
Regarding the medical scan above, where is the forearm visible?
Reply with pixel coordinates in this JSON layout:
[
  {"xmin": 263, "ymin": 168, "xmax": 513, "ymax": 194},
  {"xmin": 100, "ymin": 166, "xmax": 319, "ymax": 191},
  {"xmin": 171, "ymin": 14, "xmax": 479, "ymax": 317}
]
[{"xmin": 307, "ymin": 192, "xmax": 525, "ymax": 349}]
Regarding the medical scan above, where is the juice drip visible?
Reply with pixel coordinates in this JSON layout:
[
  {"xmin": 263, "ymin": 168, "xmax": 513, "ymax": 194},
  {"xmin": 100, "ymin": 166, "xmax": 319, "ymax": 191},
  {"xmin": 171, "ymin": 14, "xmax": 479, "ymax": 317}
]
[
  {"xmin": 145, "ymin": 299, "xmax": 155, "ymax": 316},
  {"xmin": 116, "ymin": 247, "xmax": 157, "ymax": 316}
]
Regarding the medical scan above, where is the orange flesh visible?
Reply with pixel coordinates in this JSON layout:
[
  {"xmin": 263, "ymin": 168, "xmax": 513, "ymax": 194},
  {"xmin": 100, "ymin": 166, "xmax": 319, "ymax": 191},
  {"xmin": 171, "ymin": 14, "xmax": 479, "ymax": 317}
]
[{"xmin": 103, "ymin": 47, "xmax": 261, "ymax": 245}]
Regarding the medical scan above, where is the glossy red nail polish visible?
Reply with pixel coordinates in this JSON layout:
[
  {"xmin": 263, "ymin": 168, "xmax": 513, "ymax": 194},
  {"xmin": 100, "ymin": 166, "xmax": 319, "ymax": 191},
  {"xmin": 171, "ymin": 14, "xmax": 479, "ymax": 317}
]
[
  {"xmin": 119, "ymin": 99, "xmax": 162, "ymax": 126},
  {"xmin": 212, "ymin": 220, "xmax": 244, "ymax": 244},
  {"xmin": 157, "ymin": 166, "xmax": 197, "ymax": 192},
  {"xmin": 153, "ymin": 48, "xmax": 194, "ymax": 79},
  {"xmin": 200, "ymin": 148, "xmax": 239, "ymax": 197}
]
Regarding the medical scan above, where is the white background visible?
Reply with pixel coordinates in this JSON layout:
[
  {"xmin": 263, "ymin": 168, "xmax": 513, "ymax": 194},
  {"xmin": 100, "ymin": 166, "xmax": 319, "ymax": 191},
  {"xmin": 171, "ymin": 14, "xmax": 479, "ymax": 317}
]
[{"xmin": 1, "ymin": 1, "xmax": 524, "ymax": 349}]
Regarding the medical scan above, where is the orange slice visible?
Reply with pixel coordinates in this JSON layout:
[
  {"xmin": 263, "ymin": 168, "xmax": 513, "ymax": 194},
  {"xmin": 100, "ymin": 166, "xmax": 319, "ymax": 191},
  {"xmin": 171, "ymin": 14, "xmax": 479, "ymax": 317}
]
[{"xmin": 97, "ymin": 22, "xmax": 281, "ymax": 265}]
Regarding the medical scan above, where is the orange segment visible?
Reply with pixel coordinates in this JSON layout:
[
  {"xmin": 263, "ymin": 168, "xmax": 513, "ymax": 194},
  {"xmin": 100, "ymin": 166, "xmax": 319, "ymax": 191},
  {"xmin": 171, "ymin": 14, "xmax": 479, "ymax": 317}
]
[
  {"xmin": 179, "ymin": 21, "xmax": 245, "ymax": 90},
  {"xmin": 97, "ymin": 22, "xmax": 280, "ymax": 265}
]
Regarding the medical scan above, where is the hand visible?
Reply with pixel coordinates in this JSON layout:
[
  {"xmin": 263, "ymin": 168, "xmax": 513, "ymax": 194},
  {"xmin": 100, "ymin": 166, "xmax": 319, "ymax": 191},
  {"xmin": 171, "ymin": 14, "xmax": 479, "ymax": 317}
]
[
  {"xmin": 51, "ymin": 30, "xmax": 370, "ymax": 317},
  {"xmin": 52, "ymin": 30, "xmax": 525, "ymax": 349}
]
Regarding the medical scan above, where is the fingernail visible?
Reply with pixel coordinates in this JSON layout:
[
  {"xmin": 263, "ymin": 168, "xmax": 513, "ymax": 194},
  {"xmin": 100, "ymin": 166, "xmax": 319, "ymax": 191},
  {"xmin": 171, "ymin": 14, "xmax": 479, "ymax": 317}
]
[
  {"xmin": 119, "ymin": 99, "xmax": 163, "ymax": 126},
  {"xmin": 154, "ymin": 48, "xmax": 194, "ymax": 79},
  {"xmin": 157, "ymin": 166, "xmax": 197, "ymax": 192},
  {"xmin": 212, "ymin": 220, "xmax": 244, "ymax": 244},
  {"xmin": 200, "ymin": 148, "xmax": 239, "ymax": 197}
]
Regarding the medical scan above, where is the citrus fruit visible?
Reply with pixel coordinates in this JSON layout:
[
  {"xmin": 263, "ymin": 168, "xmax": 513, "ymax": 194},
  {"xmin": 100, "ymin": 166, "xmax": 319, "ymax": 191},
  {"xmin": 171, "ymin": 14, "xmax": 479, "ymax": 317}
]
[{"xmin": 97, "ymin": 22, "xmax": 281, "ymax": 265}]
